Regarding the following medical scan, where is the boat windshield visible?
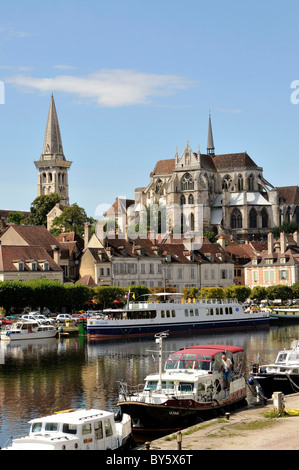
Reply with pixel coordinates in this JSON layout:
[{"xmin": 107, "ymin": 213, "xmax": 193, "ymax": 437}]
[
  {"xmin": 276, "ymin": 353, "xmax": 288, "ymax": 364},
  {"xmin": 165, "ymin": 353, "xmax": 213, "ymax": 371}
]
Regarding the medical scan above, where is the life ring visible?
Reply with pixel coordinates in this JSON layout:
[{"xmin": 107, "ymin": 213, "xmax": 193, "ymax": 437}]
[{"xmin": 90, "ymin": 321, "xmax": 93, "ymax": 325}]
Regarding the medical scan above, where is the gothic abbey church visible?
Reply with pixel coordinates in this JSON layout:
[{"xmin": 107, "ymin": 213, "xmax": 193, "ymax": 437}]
[{"xmin": 135, "ymin": 115, "xmax": 299, "ymax": 240}]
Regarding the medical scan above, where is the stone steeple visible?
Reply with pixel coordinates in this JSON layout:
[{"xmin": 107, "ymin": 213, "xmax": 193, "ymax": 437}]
[
  {"xmin": 207, "ymin": 113, "xmax": 215, "ymax": 156},
  {"xmin": 34, "ymin": 94, "xmax": 72, "ymax": 206},
  {"xmin": 42, "ymin": 93, "xmax": 64, "ymax": 158}
]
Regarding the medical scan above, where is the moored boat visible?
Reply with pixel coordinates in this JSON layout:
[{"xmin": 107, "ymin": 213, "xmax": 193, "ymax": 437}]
[
  {"xmin": 1, "ymin": 408, "xmax": 134, "ymax": 450},
  {"xmin": 87, "ymin": 293, "xmax": 269, "ymax": 340},
  {"xmin": 0, "ymin": 320, "xmax": 57, "ymax": 341},
  {"xmin": 249, "ymin": 340, "xmax": 299, "ymax": 399},
  {"xmin": 117, "ymin": 333, "xmax": 247, "ymax": 434}
]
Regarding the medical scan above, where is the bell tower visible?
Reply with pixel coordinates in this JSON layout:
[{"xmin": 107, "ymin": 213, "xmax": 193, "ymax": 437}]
[{"xmin": 34, "ymin": 94, "xmax": 72, "ymax": 206}]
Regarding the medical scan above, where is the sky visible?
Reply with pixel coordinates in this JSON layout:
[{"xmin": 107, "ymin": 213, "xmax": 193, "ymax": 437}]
[{"xmin": 1, "ymin": 0, "xmax": 299, "ymax": 219}]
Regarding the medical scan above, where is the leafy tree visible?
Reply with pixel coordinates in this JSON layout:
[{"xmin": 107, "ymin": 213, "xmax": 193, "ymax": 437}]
[
  {"xmin": 203, "ymin": 231, "xmax": 218, "ymax": 244},
  {"xmin": 92, "ymin": 286, "xmax": 126, "ymax": 309},
  {"xmin": 7, "ymin": 211, "xmax": 26, "ymax": 225},
  {"xmin": 266, "ymin": 285, "xmax": 293, "ymax": 301},
  {"xmin": 182, "ymin": 286, "xmax": 200, "ymax": 299},
  {"xmin": 224, "ymin": 285, "xmax": 251, "ymax": 303},
  {"xmin": 272, "ymin": 221, "xmax": 299, "ymax": 237},
  {"xmin": 26, "ymin": 193, "xmax": 62, "ymax": 226},
  {"xmin": 199, "ymin": 287, "xmax": 225, "ymax": 299},
  {"xmin": 250, "ymin": 286, "xmax": 268, "ymax": 301},
  {"xmin": 50, "ymin": 203, "xmax": 96, "ymax": 237}
]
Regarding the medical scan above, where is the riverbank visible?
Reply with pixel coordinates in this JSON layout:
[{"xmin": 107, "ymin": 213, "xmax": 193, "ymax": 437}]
[{"xmin": 147, "ymin": 392, "xmax": 299, "ymax": 450}]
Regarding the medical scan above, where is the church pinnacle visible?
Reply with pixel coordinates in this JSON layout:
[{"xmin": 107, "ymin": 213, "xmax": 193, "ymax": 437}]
[
  {"xmin": 34, "ymin": 94, "xmax": 72, "ymax": 206},
  {"xmin": 207, "ymin": 113, "xmax": 215, "ymax": 156}
]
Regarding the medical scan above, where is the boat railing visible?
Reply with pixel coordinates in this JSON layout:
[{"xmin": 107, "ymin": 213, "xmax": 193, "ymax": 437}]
[{"xmin": 128, "ymin": 298, "xmax": 238, "ymax": 310}]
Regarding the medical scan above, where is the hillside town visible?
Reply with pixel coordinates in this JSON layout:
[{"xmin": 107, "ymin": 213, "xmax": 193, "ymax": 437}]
[{"xmin": 0, "ymin": 94, "xmax": 299, "ymax": 297}]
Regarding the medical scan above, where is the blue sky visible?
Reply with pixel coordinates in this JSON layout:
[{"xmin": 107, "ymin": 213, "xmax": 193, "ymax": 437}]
[{"xmin": 0, "ymin": 0, "xmax": 299, "ymax": 218}]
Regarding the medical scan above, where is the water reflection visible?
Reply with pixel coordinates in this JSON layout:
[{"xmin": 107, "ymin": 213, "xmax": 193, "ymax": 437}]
[{"xmin": 0, "ymin": 325, "xmax": 299, "ymax": 447}]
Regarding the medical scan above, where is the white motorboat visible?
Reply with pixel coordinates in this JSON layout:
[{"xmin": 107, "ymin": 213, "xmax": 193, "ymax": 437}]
[
  {"xmin": 249, "ymin": 340, "xmax": 299, "ymax": 398},
  {"xmin": 1, "ymin": 408, "xmax": 134, "ymax": 450},
  {"xmin": 0, "ymin": 320, "xmax": 57, "ymax": 341},
  {"xmin": 117, "ymin": 333, "xmax": 247, "ymax": 434}
]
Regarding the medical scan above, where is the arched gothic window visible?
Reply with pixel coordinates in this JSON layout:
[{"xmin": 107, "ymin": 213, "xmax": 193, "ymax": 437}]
[
  {"xmin": 188, "ymin": 194, "xmax": 194, "ymax": 204},
  {"xmin": 155, "ymin": 179, "xmax": 163, "ymax": 193},
  {"xmin": 181, "ymin": 173, "xmax": 194, "ymax": 190},
  {"xmin": 238, "ymin": 174, "xmax": 243, "ymax": 191},
  {"xmin": 261, "ymin": 208, "xmax": 268, "ymax": 228},
  {"xmin": 222, "ymin": 175, "xmax": 232, "ymax": 190},
  {"xmin": 180, "ymin": 194, "xmax": 186, "ymax": 205},
  {"xmin": 249, "ymin": 208, "xmax": 257, "ymax": 228},
  {"xmin": 190, "ymin": 213, "xmax": 195, "ymax": 231},
  {"xmin": 231, "ymin": 209, "xmax": 242, "ymax": 229},
  {"xmin": 248, "ymin": 174, "xmax": 254, "ymax": 191}
]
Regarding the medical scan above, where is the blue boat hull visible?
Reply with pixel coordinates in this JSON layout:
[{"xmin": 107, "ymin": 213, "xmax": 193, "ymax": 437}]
[{"xmin": 87, "ymin": 317, "xmax": 269, "ymax": 339}]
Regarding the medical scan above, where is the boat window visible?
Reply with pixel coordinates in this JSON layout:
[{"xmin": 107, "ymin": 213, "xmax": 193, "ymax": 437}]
[
  {"xmin": 62, "ymin": 423, "xmax": 77, "ymax": 434},
  {"xmin": 206, "ymin": 308, "xmax": 213, "ymax": 315},
  {"xmin": 178, "ymin": 382, "xmax": 194, "ymax": 392},
  {"xmin": 104, "ymin": 419, "xmax": 113, "ymax": 437},
  {"xmin": 166, "ymin": 310, "xmax": 170, "ymax": 318},
  {"xmin": 288, "ymin": 353, "xmax": 299, "ymax": 361},
  {"xmin": 82, "ymin": 423, "xmax": 92, "ymax": 435},
  {"xmin": 172, "ymin": 310, "xmax": 176, "ymax": 317},
  {"xmin": 145, "ymin": 380, "xmax": 158, "ymax": 390},
  {"xmin": 229, "ymin": 307, "xmax": 233, "ymax": 314},
  {"xmin": 195, "ymin": 308, "xmax": 199, "ymax": 316},
  {"xmin": 162, "ymin": 381, "xmax": 174, "ymax": 390},
  {"xmin": 190, "ymin": 309, "xmax": 194, "ymax": 316},
  {"xmin": 161, "ymin": 310, "xmax": 165, "ymax": 318},
  {"xmin": 165, "ymin": 354, "xmax": 181, "ymax": 369},
  {"xmin": 45, "ymin": 423, "xmax": 59, "ymax": 432},
  {"xmin": 95, "ymin": 421, "xmax": 103, "ymax": 440},
  {"xmin": 31, "ymin": 422, "xmax": 42, "ymax": 433},
  {"xmin": 276, "ymin": 353, "xmax": 287, "ymax": 363},
  {"xmin": 185, "ymin": 309, "xmax": 189, "ymax": 317}
]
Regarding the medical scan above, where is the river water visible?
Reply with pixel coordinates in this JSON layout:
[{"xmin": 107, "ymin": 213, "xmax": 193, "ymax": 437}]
[{"xmin": 0, "ymin": 323, "xmax": 298, "ymax": 448}]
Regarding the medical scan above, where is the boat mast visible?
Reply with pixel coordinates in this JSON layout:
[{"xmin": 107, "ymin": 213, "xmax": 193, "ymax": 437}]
[{"xmin": 155, "ymin": 332, "xmax": 168, "ymax": 390}]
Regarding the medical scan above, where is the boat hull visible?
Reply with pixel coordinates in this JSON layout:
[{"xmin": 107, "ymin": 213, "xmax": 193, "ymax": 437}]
[
  {"xmin": 118, "ymin": 393, "xmax": 247, "ymax": 433},
  {"xmin": 250, "ymin": 373, "xmax": 299, "ymax": 398},
  {"xmin": 87, "ymin": 317, "xmax": 269, "ymax": 339},
  {"xmin": 0, "ymin": 330, "xmax": 57, "ymax": 341}
]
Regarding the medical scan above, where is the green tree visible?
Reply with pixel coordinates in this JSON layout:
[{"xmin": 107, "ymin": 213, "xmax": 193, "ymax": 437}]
[
  {"xmin": 266, "ymin": 285, "xmax": 293, "ymax": 301},
  {"xmin": 182, "ymin": 286, "xmax": 200, "ymax": 299},
  {"xmin": 92, "ymin": 286, "xmax": 126, "ymax": 309},
  {"xmin": 50, "ymin": 203, "xmax": 96, "ymax": 237},
  {"xmin": 7, "ymin": 211, "xmax": 26, "ymax": 225},
  {"xmin": 199, "ymin": 287, "xmax": 225, "ymax": 299},
  {"xmin": 224, "ymin": 285, "xmax": 251, "ymax": 303},
  {"xmin": 26, "ymin": 193, "xmax": 62, "ymax": 226},
  {"xmin": 250, "ymin": 286, "xmax": 268, "ymax": 302},
  {"xmin": 272, "ymin": 221, "xmax": 299, "ymax": 237}
]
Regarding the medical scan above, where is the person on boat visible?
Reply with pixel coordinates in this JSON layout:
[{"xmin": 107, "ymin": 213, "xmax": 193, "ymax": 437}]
[{"xmin": 221, "ymin": 353, "xmax": 232, "ymax": 390}]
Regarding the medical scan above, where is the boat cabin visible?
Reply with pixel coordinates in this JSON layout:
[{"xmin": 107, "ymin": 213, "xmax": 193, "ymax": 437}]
[{"xmin": 165, "ymin": 344, "xmax": 245, "ymax": 373}]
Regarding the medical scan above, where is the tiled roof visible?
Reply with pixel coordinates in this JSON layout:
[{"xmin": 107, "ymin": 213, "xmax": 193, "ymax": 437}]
[
  {"xmin": 152, "ymin": 159, "xmax": 176, "ymax": 175},
  {"xmin": 212, "ymin": 152, "xmax": 258, "ymax": 171},
  {"xmin": 0, "ymin": 245, "xmax": 62, "ymax": 272},
  {"xmin": 76, "ymin": 275, "xmax": 97, "ymax": 286},
  {"xmin": 278, "ymin": 186, "xmax": 299, "ymax": 204}
]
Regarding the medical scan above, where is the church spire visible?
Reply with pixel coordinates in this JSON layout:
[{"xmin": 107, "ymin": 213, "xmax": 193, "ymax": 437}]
[
  {"xmin": 42, "ymin": 93, "xmax": 64, "ymax": 159},
  {"xmin": 207, "ymin": 113, "xmax": 215, "ymax": 156},
  {"xmin": 34, "ymin": 94, "xmax": 72, "ymax": 207}
]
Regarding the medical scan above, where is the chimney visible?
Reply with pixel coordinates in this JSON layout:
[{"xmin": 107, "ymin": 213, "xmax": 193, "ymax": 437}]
[
  {"xmin": 268, "ymin": 232, "xmax": 273, "ymax": 254},
  {"xmin": 218, "ymin": 235, "xmax": 226, "ymax": 249},
  {"xmin": 280, "ymin": 231, "xmax": 286, "ymax": 254},
  {"xmin": 53, "ymin": 245, "xmax": 60, "ymax": 266},
  {"xmin": 84, "ymin": 223, "xmax": 92, "ymax": 249}
]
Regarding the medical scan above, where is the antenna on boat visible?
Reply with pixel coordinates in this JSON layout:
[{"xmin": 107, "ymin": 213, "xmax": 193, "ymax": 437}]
[{"xmin": 155, "ymin": 332, "xmax": 169, "ymax": 390}]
